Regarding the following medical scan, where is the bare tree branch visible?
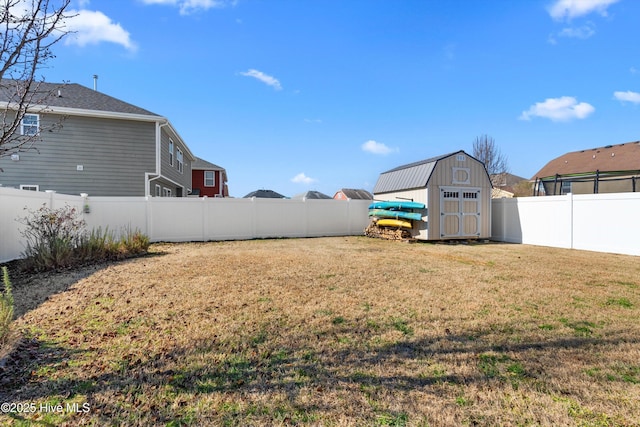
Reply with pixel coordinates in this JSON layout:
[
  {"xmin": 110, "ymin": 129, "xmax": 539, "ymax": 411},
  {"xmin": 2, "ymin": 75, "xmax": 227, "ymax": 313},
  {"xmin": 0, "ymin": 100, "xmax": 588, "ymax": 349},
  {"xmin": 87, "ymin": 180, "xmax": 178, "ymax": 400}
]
[
  {"xmin": 0, "ymin": 0, "xmax": 73, "ymax": 158},
  {"xmin": 472, "ymin": 134, "xmax": 509, "ymax": 185}
]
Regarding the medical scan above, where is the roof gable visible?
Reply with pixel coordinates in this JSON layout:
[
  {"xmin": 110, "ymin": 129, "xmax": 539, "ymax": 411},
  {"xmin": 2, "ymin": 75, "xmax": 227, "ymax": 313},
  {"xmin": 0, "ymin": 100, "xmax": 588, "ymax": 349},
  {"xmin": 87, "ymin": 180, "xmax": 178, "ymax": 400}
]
[{"xmin": 532, "ymin": 142, "xmax": 640, "ymax": 179}]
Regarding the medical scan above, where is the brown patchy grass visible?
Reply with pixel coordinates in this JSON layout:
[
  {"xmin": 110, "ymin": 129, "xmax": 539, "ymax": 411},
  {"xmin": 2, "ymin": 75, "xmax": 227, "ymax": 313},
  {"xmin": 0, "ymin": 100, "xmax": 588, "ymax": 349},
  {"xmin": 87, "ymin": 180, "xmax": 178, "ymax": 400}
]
[{"xmin": 1, "ymin": 237, "xmax": 639, "ymax": 426}]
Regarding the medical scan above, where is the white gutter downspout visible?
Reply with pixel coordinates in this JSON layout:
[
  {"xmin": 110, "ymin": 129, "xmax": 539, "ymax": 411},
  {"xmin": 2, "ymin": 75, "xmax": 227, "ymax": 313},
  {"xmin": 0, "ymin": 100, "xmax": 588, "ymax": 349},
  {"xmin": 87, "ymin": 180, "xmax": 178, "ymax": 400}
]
[{"xmin": 145, "ymin": 120, "xmax": 170, "ymax": 197}]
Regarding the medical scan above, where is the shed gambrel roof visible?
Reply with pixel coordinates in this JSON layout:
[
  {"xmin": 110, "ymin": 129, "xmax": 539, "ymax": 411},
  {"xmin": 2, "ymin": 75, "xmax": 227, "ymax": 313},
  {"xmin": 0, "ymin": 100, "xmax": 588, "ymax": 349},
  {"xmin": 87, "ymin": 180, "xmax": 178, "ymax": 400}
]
[
  {"xmin": 374, "ymin": 151, "xmax": 463, "ymax": 194},
  {"xmin": 0, "ymin": 80, "xmax": 159, "ymax": 116}
]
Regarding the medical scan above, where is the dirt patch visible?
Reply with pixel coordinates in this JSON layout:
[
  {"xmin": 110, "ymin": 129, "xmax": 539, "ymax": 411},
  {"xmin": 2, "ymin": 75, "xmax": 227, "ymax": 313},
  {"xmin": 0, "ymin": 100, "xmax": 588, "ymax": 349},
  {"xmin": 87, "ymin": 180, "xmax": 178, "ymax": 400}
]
[{"xmin": 1, "ymin": 237, "xmax": 639, "ymax": 426}]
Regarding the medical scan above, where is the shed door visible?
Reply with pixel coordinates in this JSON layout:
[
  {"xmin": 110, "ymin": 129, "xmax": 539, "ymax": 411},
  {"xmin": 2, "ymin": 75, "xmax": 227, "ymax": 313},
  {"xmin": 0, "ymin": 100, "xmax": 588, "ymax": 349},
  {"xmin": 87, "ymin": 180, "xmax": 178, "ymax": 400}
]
[{"xmin": 439, "ymin": 187, "xmax": 481, "ymax": 238}]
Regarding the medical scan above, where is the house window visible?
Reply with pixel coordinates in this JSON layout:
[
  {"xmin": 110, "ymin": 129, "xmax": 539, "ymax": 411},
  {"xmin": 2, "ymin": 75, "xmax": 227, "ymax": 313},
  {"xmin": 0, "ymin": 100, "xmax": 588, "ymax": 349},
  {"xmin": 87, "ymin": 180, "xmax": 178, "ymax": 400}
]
[
  {"xmin": 20, "ymin": 184, "xmax": 39, "ymax": 191},
  {"xmin": 176, "ymin": 148, "xmax": 183, "ymax": 173},
  {"xmin": 21, "ymin": 114, "xmax": 39, "ymax": 136},
  {"xmin": 155, "ymin": 184, "xmax": 161, "ymax": 197},
  {"xmin": 561, "ymin": 181, "xmax": 571, "ymax": 195},
  {"xmin": 168, "ymin": 139, "xmax": 174, "ymax": 166},
  {"xmin": 163, "ymin": 187, "xmax": 172, "ymax": 197},
  {"xmin": 204, "ymin": 171, "xmax": 215, "ymax": 187}
]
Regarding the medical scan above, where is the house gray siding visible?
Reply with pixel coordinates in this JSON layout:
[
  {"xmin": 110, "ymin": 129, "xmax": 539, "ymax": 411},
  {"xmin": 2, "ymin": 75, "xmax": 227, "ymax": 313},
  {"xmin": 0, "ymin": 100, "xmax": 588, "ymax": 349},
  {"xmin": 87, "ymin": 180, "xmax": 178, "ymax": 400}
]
[
  {"xmin": 0, "ymin": 113, "xmax": 156, "ymax": 196},
  {"xmin": 159, "ymin": 128, "xmax": 192, "ymax": 196}
]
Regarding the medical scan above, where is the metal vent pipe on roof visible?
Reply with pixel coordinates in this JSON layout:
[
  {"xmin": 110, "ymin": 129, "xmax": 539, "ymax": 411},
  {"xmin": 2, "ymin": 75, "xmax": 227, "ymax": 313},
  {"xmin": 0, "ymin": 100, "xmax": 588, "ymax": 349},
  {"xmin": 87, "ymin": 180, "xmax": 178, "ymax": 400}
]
[{"xmin": 93, "ymin": 74, "xmax": 98, "ymax": 91}]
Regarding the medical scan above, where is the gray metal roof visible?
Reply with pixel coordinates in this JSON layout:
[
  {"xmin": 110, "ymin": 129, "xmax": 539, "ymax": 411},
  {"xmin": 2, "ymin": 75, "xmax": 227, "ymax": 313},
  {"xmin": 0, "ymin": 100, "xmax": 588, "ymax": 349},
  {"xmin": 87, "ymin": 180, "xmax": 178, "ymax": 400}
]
[
  {"xmin": 0, "ymin": 79, "xmax": 159, "ymax": 116},
  {"xmin": 373, "ymin": 151, "xmax": 462, "ymax": 194}
]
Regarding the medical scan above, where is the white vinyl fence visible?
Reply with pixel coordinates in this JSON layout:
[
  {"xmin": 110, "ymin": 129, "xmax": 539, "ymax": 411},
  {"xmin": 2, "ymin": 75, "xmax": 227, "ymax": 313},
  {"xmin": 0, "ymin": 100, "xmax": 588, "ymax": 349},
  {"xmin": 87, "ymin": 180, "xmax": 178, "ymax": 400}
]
[
  {"xmin": 492, "ymin": 192, "xmax": 640, "ymax": 256},
  {"xmin": 0, "ymin": 187, "xmax": 371, "ymax": 263},
  {"xmin": 3, "ymin": 188, "xmax": 640, "ymax": 262}
]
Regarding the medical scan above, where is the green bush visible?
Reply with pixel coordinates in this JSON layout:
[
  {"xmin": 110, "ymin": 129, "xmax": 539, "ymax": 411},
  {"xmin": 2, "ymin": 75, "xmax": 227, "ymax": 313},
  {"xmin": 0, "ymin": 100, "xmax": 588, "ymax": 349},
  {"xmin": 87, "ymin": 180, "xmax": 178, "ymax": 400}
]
[
  {"xmin": 0, "ymin": 266, "xmax": 14, "ymax": 344},
  {"xmin": 18, "ymin": 204, "xmax": 86, "ymax": 271},
  {"xmin": 18, "ymin": 204, "xmax": 150, "ymax": 271}
]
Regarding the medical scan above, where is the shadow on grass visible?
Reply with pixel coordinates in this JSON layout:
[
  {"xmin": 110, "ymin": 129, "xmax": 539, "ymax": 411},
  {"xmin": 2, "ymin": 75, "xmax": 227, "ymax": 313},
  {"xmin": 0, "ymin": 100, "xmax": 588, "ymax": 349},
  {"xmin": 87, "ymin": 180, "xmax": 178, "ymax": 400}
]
[
  {"xmin": 2, "ymin": 251, "xmax": 168, "ymax": 319},
  {"xmin": 0, "ymin": 317, "xmax": 637, "ymax": 424}
]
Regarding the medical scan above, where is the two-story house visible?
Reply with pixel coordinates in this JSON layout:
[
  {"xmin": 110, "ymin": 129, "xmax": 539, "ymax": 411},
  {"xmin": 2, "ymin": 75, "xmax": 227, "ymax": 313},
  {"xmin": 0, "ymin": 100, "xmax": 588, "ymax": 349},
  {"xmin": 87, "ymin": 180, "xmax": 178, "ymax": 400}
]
[
  {"xmin": 191, "ymin": 157, "xmax": 228, "ymax": 197},
  {"xmin": 0, "ymin": 80, "xmax": 195, "ymax": 197}
]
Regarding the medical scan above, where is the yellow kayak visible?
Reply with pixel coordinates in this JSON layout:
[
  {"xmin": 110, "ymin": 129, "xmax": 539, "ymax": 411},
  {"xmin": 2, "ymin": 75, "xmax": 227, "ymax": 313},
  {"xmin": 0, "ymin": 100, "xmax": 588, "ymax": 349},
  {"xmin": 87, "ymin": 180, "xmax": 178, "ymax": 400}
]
[{"xmin": 377, "ymin": 218, "xmax": 412, "ymax": 229}]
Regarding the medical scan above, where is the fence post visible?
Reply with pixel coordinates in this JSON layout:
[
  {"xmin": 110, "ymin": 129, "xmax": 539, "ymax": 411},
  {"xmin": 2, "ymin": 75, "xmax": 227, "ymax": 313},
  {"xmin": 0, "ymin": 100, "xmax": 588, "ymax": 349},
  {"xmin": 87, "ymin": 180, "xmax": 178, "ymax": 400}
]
[
  {"xmin": 145, "ymin": 196, "xmax": 153, "ymax": 242},
  {"xmin": 568, "ymin": 192, "xmax": 574, "ymax": 250}
]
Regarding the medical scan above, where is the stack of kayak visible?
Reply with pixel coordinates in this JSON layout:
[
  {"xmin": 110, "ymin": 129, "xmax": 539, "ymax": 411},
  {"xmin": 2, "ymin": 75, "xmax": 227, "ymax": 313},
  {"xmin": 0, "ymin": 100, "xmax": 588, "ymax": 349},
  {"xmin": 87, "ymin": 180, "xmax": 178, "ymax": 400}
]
[{"xmin": 368, "ymin": 200, "xmax": 426, "ymax": 229}]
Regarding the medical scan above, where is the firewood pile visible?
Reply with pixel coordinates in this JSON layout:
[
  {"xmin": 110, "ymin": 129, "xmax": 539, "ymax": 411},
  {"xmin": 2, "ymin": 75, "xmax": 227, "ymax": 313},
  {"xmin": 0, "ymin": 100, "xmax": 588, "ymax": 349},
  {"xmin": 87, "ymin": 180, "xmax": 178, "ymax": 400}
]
[{"xmin": 364, "ymin": 219, "xmax": 412, "ymax": 240}]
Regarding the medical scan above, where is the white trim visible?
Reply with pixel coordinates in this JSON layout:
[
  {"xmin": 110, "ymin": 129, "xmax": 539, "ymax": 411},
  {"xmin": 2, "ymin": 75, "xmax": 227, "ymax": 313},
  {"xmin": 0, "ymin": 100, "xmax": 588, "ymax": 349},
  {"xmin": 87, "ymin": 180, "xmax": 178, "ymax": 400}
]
[
  {"xmin": 21, "ymin": 113, "xmax": 40, "ymax": 136},
  {"xmin": 439, "ymin": 186, "xmax": 482, "ymax": 238},
  {"xmin": 204, "ymin": 171, "xmax": 215, "ymax": 187}
]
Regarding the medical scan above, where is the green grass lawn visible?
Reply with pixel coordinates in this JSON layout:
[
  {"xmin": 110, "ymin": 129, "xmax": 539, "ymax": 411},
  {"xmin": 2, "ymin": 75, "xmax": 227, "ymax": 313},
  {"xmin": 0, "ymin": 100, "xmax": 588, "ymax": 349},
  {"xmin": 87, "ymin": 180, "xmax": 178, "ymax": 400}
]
[{"xmin": 1, "ymin": 237, "xmax": 639, "ymax": 426}]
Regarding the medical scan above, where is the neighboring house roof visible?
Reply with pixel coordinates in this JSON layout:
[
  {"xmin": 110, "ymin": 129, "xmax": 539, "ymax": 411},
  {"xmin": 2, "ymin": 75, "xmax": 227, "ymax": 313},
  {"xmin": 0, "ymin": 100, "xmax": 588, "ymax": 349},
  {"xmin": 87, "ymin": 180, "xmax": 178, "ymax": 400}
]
[
  {"xmin": 292, "ymin": 190, "xmax": 332, "ymax": 200},
  {"xmin": 192, "ymin": 157, "xmax": 225, "ymax": 171},
  {"xmin": 374, "ymin": 150, "xmax": 486, "ymax": 194},
  {"xmin": 243, "ymin": 189, "xmax": 286, "ymax": 198},
  {"xmin": 532, "ymin": 141, "xmax": 640, "ymax": 179},
  {"xmin": 0, "ymin": 79, "xmax": 159, "ymax": 116},
  {"xmin": 335, "ymin": 188, "xmax": 373, "ymax": 200},
  {"xmin": 491, "ymin": 172, "xmax": 527, "ymax": 187},
  {"xmin": 192, "ymin": 157, "xmax": 227, "ymax": 181}
]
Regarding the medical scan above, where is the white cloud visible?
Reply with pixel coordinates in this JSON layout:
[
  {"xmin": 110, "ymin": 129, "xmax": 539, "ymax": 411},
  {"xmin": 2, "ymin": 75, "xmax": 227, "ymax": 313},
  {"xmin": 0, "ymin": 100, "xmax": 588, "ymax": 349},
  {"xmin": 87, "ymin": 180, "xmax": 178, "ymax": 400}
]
[
  {"xmin": 558, "ymin": 24, "xmax": 596, "ymax": 39},
  {"xmin": 361, "ymin": 140, "xmax": 395, "ymax": 155},
  {"xmin": 548, "ymin": 0, "xmax": 619, "ymax": 21},
  {"xmin": 239, "ymin": 69, "xmax": 282, "ymax": 91},
  {"xmin": 614, "ymin": 91, "xmax": 640, "ymax": 104},
  {"xmin": 140, "ymin": 0, "xmax": 234, "ymax": 15},
  {"xmin": 65, "ymin": 10, "xmax": 137, "ymax": 51},
  {"xmin": 291, "ymin": 173, "xmax": 317, "ymax": 185},
  {"xmin": 519, "ymin": 96, "xmax": 595, "ymax": 122}
]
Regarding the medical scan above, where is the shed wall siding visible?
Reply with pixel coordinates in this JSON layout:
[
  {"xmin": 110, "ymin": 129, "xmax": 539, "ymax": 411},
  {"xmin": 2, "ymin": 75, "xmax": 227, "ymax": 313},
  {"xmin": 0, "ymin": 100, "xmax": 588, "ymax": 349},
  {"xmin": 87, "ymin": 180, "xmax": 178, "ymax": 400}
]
[
  {"xmin": 0, "ymin": 114, "xmax": 156, "ymax": 196},
  {"xmin": 373, "ymin": 152, "xmax": 492, "ymax": 240},
  {"xmin": 427, "ymin": 155, "xmax": 492, "ymax": 239}
]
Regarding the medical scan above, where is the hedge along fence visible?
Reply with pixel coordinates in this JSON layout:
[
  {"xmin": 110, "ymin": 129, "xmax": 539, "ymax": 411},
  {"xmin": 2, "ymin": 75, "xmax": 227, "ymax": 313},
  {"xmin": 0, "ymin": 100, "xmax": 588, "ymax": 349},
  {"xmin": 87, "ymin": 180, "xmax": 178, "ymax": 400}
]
[{"xmin": 0, "ymin": 187, "xmax": 371, "ymax": 263}]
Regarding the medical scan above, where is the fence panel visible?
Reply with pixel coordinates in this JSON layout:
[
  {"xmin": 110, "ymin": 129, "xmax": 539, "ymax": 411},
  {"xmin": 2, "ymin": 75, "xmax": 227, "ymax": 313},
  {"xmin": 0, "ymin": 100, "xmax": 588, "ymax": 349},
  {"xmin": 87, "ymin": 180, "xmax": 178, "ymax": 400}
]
[
  {"xmin": 1, "ymin": 188, "xmax": 372, "ymax": 262},
  {"xmin": 572, "ymin": 193, "xmax": 640, "ymax": 255},
  {"xmin": 492, "ymin": 193, "xmax": 640, "ymax": 256}
]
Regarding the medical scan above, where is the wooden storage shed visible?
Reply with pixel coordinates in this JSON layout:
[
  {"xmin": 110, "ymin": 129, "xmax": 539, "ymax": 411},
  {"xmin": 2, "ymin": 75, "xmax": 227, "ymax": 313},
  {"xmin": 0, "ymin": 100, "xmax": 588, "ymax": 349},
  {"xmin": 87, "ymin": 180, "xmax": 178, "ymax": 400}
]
[{"xmin": 373, "ymin": 150, "xmax": 492, "ymax": 240}]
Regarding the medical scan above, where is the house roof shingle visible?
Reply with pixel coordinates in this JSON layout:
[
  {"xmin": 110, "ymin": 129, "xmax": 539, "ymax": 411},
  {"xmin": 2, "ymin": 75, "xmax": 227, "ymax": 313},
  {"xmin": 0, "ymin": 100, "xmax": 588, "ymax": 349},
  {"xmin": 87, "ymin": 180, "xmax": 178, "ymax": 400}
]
[
  {"xmin": 336, "ymin": 188, "xmax": 373, "ymax": 200},
  {"xmin": 532, "ymin": 141, "xmax": 640, "ymax": 180},
  {"xmin": 0, "ymin": 80, "xmax": 159, "ymax": 116}
]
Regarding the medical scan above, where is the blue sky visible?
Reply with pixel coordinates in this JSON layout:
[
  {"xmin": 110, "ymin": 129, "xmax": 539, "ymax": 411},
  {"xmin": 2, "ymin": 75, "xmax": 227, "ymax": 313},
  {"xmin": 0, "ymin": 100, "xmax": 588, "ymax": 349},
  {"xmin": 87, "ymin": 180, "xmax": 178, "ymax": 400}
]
[{"xmin": 45, "ymin": 0, "xmax": 639, "ymax": 197}]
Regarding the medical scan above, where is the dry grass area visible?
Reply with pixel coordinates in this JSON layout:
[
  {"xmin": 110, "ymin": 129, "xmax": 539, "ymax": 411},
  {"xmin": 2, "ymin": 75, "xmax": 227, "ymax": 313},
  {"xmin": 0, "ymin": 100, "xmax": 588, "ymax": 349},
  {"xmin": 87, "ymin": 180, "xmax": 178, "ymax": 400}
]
[{"xmin": 1, "ymin": 236, "xmax": 640, "ymax": 426}]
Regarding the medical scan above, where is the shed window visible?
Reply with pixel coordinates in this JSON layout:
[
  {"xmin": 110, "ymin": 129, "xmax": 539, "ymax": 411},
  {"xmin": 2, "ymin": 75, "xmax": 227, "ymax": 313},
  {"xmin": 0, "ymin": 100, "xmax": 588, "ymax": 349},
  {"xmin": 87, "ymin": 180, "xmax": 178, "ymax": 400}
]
[
  {"xmin": 452, "ymin": 167, "xmax": 470, "ymax": 184},
  {"xmin": 456, "ymin": 154, "xmax": 466, "ymax": 162},
  {"xmin": 204, "ymin": 171, "xmax": 215, "ymax": 187},
  {"xmin": 21, "ymin": 114, "xmax": 39, "ymax": 136},
  {"xmin": 443, "ymin": 191, "xmax": 459, "ymax": 198}
]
